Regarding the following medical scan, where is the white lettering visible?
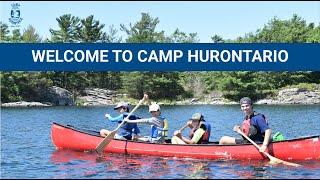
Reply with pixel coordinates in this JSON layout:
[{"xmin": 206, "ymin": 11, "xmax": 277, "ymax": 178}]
[
  {"xmin": 263, "ymin": 50, "xmax": 273, "ymax": 62},
  {"xmin": 188, "ymin": 50, "xmax": 198, "ymax": 62},
  {"xmin": 138, "ymin": 50, "xmax": 147, "ymax": 62},
  {"xmin": 278, "ymin": 50, "xmax": 288, "ymax": 62},
  {"xmin": 100, "ymin": 50, "xmax": 109, "ymax": 62},
  {"xmin": 122, "ymin": 50, "xmax": 132, "ymax": 62},
  {"xmin": 64, "ymin": 50, "xmax": 73, "ymax": 62},
  {"xmin": 32, "ymin": 50, "xmax": 45, "ymax": 62},
  {"xmin": 74, "ymin": 50, "xmax": 85, "ymax": 62},
  {"xmin": 252, "ymin": 50, "xmax": 262, "ymax": 62},
  {"xmin": 220, "ymin": 50, "xmax": 231, "ymax": 62},
  {"xmin": 46, "ymin": 50, "xmax": 56, "ymax": 62}
]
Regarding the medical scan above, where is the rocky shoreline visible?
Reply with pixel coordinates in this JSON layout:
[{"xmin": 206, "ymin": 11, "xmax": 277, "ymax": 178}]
[
  {"xmin": 1, "ymin": 87, "xmax": 320, "ymax": 107},
  {"xmin": 256, "ymin": 88, "xmax": 320, "ymax": 105},
  {"xmin": 1, "ymin": 101, "xmax": 52, "ymax": 107}
]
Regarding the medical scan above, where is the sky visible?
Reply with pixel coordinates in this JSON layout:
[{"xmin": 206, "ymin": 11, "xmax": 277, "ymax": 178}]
[{"xmin": 1, "ymin": 1, "xmax": 319, "ymax": 42}]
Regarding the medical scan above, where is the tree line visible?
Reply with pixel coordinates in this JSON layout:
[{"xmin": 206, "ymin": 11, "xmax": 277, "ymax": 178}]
[{"xmin": 1, "ymin": 13, "xmax": 319, "ymax": 103}]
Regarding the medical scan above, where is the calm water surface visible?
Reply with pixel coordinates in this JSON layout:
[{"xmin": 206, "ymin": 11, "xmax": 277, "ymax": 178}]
[{"xmin": 1, "ymin": 105, "xmax": 320, "ymax": 178}]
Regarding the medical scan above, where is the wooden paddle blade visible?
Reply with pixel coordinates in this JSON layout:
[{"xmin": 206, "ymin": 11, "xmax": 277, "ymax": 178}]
[
  {"xmin": 266, "ymin": 153, "xmax": 301, "ymax": 167},
  {"xmin": 237, "ymin": 130, "xmax": 302, "ymax": 168},
  {"xmin": 271, "ymin": 157, "xmax": 301, "ymax": 167},
  {"xmin": 95, "ymin": 131, "xmax": 117, "ymax": 155},
  {"xmin": 281, "ymin": 161, "xmax": 301, "ymax": 167}
]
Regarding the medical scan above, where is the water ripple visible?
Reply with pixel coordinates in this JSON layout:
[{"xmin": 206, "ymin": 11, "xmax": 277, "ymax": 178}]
[{"xmin": 1, "ymin": 106, "xmax": 320, "ymax": 178}]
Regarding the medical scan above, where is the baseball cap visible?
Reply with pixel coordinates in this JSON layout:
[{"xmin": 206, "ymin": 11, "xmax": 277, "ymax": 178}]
[
  {"xmin": 190, "ymin": 113, "xmax": 202, "ymax": 121},
  {"xmin": 114, "ymin": 102, "xmax": 129, "ymax": 110},
  {"xmin": 240, "ymin": 97, "xmax": 252, "ymax": 105}
]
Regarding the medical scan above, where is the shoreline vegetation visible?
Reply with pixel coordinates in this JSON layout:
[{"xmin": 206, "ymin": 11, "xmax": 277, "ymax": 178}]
[
  {"xmin": 1, "ymin": 86, "xmax": 319, "ymax": 107},
  {"xmin": 1, "ymin": 14, "xmax": 319, "ymax": 106}
]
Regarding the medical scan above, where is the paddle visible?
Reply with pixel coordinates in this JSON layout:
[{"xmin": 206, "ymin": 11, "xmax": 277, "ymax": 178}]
[
  {"xmin": 95, "ymin": 98, "xmax": 144, "ymax": 155},
  {"xmin": 177, "ymin": 123, "xmax": 190, "ymax": 133},
  {"xmin": 173, "ymin": 122, "xmax": 191, "ymax": 138},
  {"xmin": 236, "ymin": 129, "xmax": 301, "ymax": 167}
]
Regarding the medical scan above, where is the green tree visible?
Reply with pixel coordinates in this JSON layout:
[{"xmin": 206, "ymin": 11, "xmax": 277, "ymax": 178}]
[
  {"xmin": 121, "ymin": 72, "xmax": 144, "ymax": 98},
  {"xmin": 235, "ymin": 14, "xmax": 314, "ymax": 43},
  {"xmin": 22, "ymin": 25, "xmax": 41, "ymax": 42},
  {"xmin": 1, "ymin": 72, "xmax": 22, "ymax": 102},
  {"xmin": 0, "ymin": 22, "xmax": 10, "ymax": 42},
  {"xmin": 167, "ymin": 29, "xmax": 199, "ymax": 43},
  {"xmin": 11, "ymin": 29, "xmax": 22, "ymax": 42},
  {"xmin": 121, "ymin": 72, "xmax": 183, "ymax": 100},
  {"xmin": 306, "ymin": 25, "xmax": 320, "ymax": 42},
  {"xmin": 49, "ymin": 14, "xmax": 81, "ymax": 42},
  {"xmin": 0, "ymin": 72, "xmax": 52, "ymax": 102},
  {"xmin": 104, "ymin": 25, "xmax": 122, "ymax": 43},
  {"xmin": 211, "ymin": 34, "xmax": 225, "ymax": 43},
  {"xmin": 79, "ymin": 15, "xmax": 106, "ymax": 42},
  {"xmin": 120, "ymin": 12, "xmax": 166, "ymax": 43}
]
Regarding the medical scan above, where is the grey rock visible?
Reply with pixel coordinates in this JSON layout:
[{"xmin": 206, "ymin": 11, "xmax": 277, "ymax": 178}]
[
  {"xmin": 77, "ymin": 88, "xmax": 118, "ymax": 106},
  {"xmin": 1, "ymin": 101, "xmax": 51, "ymax": 107},
  {"xmin": 257, "ymin": 88, "xmax": 320, "ymax": 105},
  {"xmin": 46, "ymin": 86, "xmax": 74, "ymax": 106}
]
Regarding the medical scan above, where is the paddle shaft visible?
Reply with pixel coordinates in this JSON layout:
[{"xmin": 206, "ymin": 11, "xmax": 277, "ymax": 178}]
[
  {"xmin": 237, "ymin": 130, "xmax": 264, "ymax": 151},
  {"xmin": 179, "ymin": 123, "xmax": 190, "ymax": 132},
  {"xmin": 116, "ymin": 99, "xmax": 144, "ymax": 131},
  {"xmin": 173, "ymin": 123, "xmax": 190, "ymax": 137}
]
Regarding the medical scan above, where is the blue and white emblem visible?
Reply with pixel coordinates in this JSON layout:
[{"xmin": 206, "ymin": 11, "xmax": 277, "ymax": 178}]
[{"xmin": 9, "ymin": 3, "xmax": 23, "ymax": 26}]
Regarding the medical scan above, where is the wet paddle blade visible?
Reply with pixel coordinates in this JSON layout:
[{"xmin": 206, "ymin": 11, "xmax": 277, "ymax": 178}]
[
  {"xmin": 236, "ymin": 130, "xmax": 302, "ymax": 168},
  {"xmin": 266, "ymin": 153, "xmax": 301, "ymax": 167},
  {"xmin": 95, "ymin": 131, "xmax": 117, "ymax": 155}
]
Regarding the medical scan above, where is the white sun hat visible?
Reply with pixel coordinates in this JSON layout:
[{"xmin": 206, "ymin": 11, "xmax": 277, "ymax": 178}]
[{"xmin": 149, "ymin": 103, "xmax": 160, "ymax": 112}]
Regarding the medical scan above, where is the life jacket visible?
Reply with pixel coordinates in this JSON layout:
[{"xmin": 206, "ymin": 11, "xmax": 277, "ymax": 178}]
[
  {"xmin": 189, "ymin": 121, "xmax": 211, "ymax": 144},
  {"xmin": 241, "ymin": 112, "xmax": 267, "ymax": 137},
  {"xmin": 118, "ymin": 112, "xmax": 140, "ymax": 140},
  {"xmin": 150, "ymin": 116, "xmax": 168, "ymax": 140}
]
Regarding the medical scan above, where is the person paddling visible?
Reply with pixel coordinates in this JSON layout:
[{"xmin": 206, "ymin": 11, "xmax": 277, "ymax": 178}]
[
  {"xmin": 171, "ymin": 113, "xmax": 211, "ymax": 144},
  {"xmin": 219, "ymin": 97, "xmax": 272, "ymax": 153},
  {"xmin": 124, "ymin": 94, "xmax": 169, "ymax": 143},
  {"xmin": 100, "ymin": 102, "xmax": 141, "ymax": 140}
]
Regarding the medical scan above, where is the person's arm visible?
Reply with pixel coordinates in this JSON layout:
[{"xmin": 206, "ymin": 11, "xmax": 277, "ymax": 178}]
[
  {"xmin": 124, "ymin": 117, "xmax": 153, "ymax": 124},
  {"xmin": 175, "ymin": 121, "xmax": 192, "ymax": 135},
  {"xmin": 125, "ymin": 117, "xmax": 164, "ymax": 128},
  {"xmin": 106, "ymin": 114, "xmax": 123, "ymax": 122},
  {"xmin": 260, "ymin": 129, "xmax": 272, "ymax": 152},
  {"xmin": 179, "ymin": 128, "xmax": 206, "ymax": 144},
  {"xmin": 143, "ymin": 93, "xmax": 151, "ymax": 105},
  {"xmin": 180, "ymin": 136, "xmax": 195, "ymax": 144},
  {"xmin": 255, "ymin": 115, "xmax": 271, "ymax": 152}
]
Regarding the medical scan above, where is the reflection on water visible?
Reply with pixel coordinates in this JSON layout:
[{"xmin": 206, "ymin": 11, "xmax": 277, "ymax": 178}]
[{"xmin": 50, "ymin": 150, "xmax": 320, "ymax": 179}]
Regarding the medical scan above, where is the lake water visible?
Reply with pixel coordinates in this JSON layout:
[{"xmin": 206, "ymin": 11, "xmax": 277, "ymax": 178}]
[{"xmin": 1, "ymin": 105, "xmax": 320, "ymax": 178}]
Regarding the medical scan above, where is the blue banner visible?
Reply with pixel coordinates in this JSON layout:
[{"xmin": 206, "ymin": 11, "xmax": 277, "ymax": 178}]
[{"xmin": 0, "ymin": 43, "xmax": 319, "ymax": 71}]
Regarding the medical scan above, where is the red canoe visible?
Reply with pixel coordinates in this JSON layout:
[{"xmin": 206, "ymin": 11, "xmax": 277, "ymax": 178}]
[{"xmin": 51, "ymin": 122, "xmax": 320, "ymax": 161}]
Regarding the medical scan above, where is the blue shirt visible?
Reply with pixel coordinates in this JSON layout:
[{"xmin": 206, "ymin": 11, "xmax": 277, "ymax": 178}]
[
  {"xmin": 248, "ymin": 113, "xmax": 270, "ymax": 142},
  {"xmin": 108, "ymin": 112, "xmax": 141, "ymax": 140},
  {"xmin": 250, "ymin": 114, "xmax": 269, "ymax": 133}
]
